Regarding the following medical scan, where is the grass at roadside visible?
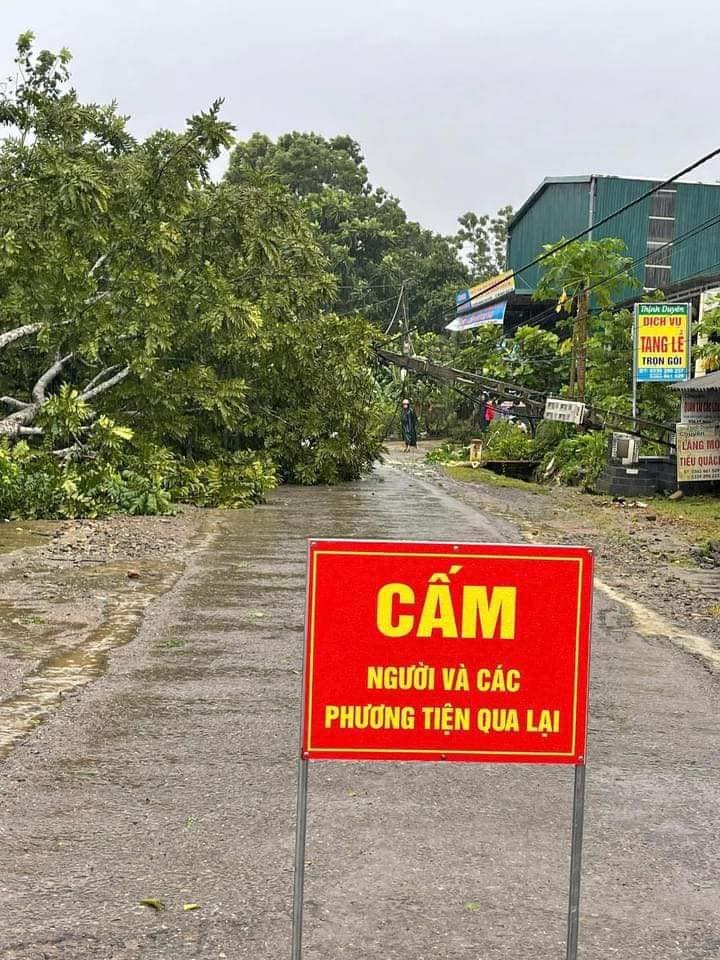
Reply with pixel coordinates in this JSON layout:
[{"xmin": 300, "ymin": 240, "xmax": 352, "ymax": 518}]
[
  {"xmin": 443, "ymin": 462, "xmax": 720, "ymax": 546},
  {"xmin": 442, "ymin": 464, "xmax": 547, "ymax": 494},
  {"xmin": 647, "ymin": 495, "xmax": 720, "ymax": 541}
]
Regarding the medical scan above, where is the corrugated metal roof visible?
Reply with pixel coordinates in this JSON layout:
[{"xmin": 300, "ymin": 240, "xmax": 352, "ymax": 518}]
[
  {"xmin": 510, "ymin": 177, "xmax": 592, "ymax": 227},
  {"xmin": 508, "ymin": 181, "xmax": 592, "ymax": 291},
  {"xmin": 670, "ymin": 370, "xmax": 720, "ymax": 392},
  {"xmin": 510, "ymin": 175, "xmax": 720, "ymax": 229}
]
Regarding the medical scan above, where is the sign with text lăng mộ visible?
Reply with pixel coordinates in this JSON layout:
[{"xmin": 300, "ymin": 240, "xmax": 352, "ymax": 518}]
[{"xmin": 676, "ymin": 422, "xmax": 720, "ymax": 482}]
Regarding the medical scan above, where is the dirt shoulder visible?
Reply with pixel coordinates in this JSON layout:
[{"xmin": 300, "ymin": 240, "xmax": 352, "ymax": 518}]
[
  {"xmin": 0, "ymin": 509, "xmax": 213, "ymax": 757},
  {"xmin": 385, "ymin": 444, "xmax": 720, "ymax": 657}
]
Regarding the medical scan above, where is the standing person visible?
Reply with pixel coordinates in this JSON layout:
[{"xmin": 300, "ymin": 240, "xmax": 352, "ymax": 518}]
[
  {"xmin": 484, "ymin": 400, "xmax": 495, "ymax": 430},
  {"xmin": 479, "ymin": 394, "xmax": 489, "ymax": 432},
  {"xmin": 400, "ymin": 399, "xmax": 418, "ymax": 452}
]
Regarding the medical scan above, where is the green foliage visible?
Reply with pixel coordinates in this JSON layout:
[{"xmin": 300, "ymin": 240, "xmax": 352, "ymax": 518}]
[
  {"xmin": 236, "ymin": 312, "xmax": 385, "ymax": 484},
  {"xmin": 36, "ymin": 386, "xmax": 91, "ymax": 441},
  {"xmin": 531, "ymin": 419, "xmax": 575, "ymax": 456},
  {"xmin": 585, "ymin": 308, "xmax": 633, "ymax": 405},
  {"xmin": 503, "ymin": 326, "xmax": 565, "ymax": 394},
  {"xmin": 377, "ymin": 331, "xmax": 472, "ymax": 438},
  {"xmin": 482, "ymin": 421, "xmax": 535, "ymax": 460},
  {"xmin": 425, "ymin": 442, "xmax": 468, "ymax": 463},
  {"xmin": 0, "ymin": 434, "xmax": 277, "ymax": 519},
  {"xmin": 534, "ymin": 237, "xmax": 639, "ymax": 312},
  {"xmin": 0, "ymin": 36, "xmax": 385, "ymax": 518},
  {"xmin": 454, "ymin": 206, "xmax": 513, "ymax": 281},
  {"xmin": 586, "ymin": 307, "xmax": 679, "ymax": 429},
  {"xmin": 171, "ymin": 453, "xmax": 275, "ymax": 508},
  {"xmin": 226, "ymin": 131, "xmax": 469, "ymax": 331},
  {"xmin": 538, "ymin": 431, "xmax": 608, "ymax": 488},
  {"xmin": 424, "ymin": 422, "xmax": 535, "ymax": 464},
  {"xmin": 457, "ymin": 324, "xmax": 566, "ymax": 395},
  {"xmin": 535, "ymin": 237, "xmax": 640, "ymax": 399}
]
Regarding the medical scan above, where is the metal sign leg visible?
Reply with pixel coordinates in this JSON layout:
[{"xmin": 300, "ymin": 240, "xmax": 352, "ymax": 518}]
[
  {"xmin": 291, "ymin": 756, "xmax": 309, "ymax": 960},
  {"xmin": 566, "ymin": 763, "xmax": 587, "ymax": 960}
]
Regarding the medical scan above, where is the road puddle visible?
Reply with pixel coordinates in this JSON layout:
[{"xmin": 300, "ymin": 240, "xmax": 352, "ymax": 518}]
[
  {"xmin": 0, "ymin": 560, "xmax": 182, "ymax": 759},
  {"xmin": 0, "ymin": 520, "xmax": 57, "ymax": 555}
]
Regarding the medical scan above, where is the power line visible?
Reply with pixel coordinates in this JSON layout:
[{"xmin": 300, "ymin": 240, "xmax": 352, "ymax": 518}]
[
  {"xmin": 383, "ymin": 255, "xmax": 720, "ymax": 401},
  {"xmin": 446, "ymin": 146, "xmax": 720, "ymax": 320},
  {"xmin": 384, "ymin": 283, "xmax": 405, "ymax": 335},
  {"xmin": 387, "ymin": 229, "xmax": 720, "ymax": 349},
  {"xmin": 337, "ymin": 291, "xmax": 403, "ymax": 317},
  {"xmin": 499, "ymin": 209, "xmax": 720, "ymax": 340},
  {"xmin": 374, "ymin": 347, "xmax": 674, "ymax": 444}
]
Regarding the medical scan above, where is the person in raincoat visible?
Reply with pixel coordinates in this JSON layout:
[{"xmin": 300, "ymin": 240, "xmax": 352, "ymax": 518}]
[{"xmin": 400, "ymin": 399, "xmax": 418, "ymax": 451}]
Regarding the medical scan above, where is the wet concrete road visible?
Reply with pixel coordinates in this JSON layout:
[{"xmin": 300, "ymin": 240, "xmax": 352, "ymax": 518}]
[{"xmin": 1, "ymin": 465, "xmax": 719, "ymax": 959}]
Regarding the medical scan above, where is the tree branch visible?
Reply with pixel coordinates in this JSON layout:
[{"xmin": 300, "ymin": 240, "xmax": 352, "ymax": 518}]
[
  {"xmin": 52, "ymin": 440, "xmax": 95, "ymax": 460},
  {"xmin": 81, "ymin": 365, "xmax": 130, "ymax": 402},
  {"xmin": 52, "ymin": 444, "xmax": 80, "ymax": 458},
  {"xmin": 0, "ymin": 396, "xmax": 31, "ymax": 411},
  {"xmin": 88, "ymin": 254, "xmax": 107, "ymax": 277},
  {"xmin": 84, "ymin": 291, "xmax": 112, "ymax": 307},
  {"xmin": 82, "ymin": 364, "xmax": 123, "ymax": 394},
  {"xmin": 32, "ymin": 353, "xmax": 74, "ymax": 404},
  {"xmin": 0, "ymin": 363, "xmax": 130, "ymax": 441},
  {"xmin": 0, "ymin": 402, "xmax": 40, "ymax": 433},
  {"xmin": 0, "ymin": 418, "xmax": 41, "ymax": 438},
  {"xmin": 0, "ymin": 322, "xmax": 43, "ymax": 352},
  {"xmin": 1, "ymin": 354, "xmax": 73, "ymax": 437}
]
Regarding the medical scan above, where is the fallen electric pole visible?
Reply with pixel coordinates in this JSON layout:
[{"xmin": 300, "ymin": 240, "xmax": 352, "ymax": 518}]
[{"xmin": 374, "ymin": 347, "xmax": 676, "ymax": 448}]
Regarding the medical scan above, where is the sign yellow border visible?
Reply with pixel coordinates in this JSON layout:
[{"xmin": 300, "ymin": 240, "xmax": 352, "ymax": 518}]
[{"xmin": 305, "ymin": 549, "xmax": 586, "ymax": 760}]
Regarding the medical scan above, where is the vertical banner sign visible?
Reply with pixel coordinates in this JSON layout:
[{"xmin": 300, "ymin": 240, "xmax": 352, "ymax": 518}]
[
  {"xmin": 676, "ymin": 422, "xmax": 720, "ymax": 482},
  {"xmin": 302, "ymin": 541, "xmax": 593, "ymax": 763},
  {"xmin": 634, "ymin": 303, "xmax": 690, "ymax": 382},
  {"xmin": 292, "ymin": 540, "xmax": 594, "ymax": 960},
  {"xmin": 681, "ymin": 391, "xmax": 720, "ymax": 424}
]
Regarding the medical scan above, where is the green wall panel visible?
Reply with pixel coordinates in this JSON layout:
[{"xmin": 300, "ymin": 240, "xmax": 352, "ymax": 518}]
[
  {"xmin": 508, "ymin": 181, "xmax": 590, "ymax": 293},
  {"xmin": 672, "ymin": 183, "xmax": 720, "ymax": 284}
]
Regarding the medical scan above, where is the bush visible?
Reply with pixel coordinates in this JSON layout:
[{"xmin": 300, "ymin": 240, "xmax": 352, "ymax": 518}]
[
  {"xmin": 171, "ymin": 452, "xmax": 276, "ymax": 508},
  {"xmin": 423, "ymin": 421, "xmax": 610, "ymax": 492},
  {"xmin": 531, "ymin": 420, "xmax": 575, "ymax": 456},
  {"xmin": 425, "ymin": 442, "xmax": 468, "ymax": 463},
  {"xmin": 538, "ymin": 431, "xmax": 608, "ymax": 488},
  {"xmin": 482, "ymin": 421, "xmax": 535, "ymax": 460},
  {"xmin": 424, "ymin": 423, "xmax": 535, "ymax": 464},
  {"xmin": 0, "ymin": 438, "xmax": 277, "ymax": 520}
]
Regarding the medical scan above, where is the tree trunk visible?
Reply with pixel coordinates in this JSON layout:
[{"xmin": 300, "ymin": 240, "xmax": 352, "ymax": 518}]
[{"xmin": 575, "ymin": 283, "xmax": 590, "ymax": 401}]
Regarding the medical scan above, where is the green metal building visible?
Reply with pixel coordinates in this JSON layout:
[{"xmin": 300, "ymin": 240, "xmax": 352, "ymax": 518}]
[{"xmin": 507, "ymin": 175, "xmax": 720, "ymax": 299}]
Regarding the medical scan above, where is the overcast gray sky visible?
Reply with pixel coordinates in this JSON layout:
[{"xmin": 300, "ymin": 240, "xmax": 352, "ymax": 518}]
[{"xmin": 4, "ymin": 0, "xmax": 720, "ymax": 234}]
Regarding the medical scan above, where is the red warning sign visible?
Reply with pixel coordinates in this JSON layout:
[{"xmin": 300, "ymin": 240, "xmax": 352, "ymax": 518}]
[{"xmin": 302, "ymin": 540, "xmax": 593, "ymax": 764}]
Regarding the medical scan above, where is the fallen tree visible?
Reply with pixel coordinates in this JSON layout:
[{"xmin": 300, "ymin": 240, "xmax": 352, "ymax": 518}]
[{"xmin": 0, "ymin": 34, "xmax": 384, "ymax": 517}]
